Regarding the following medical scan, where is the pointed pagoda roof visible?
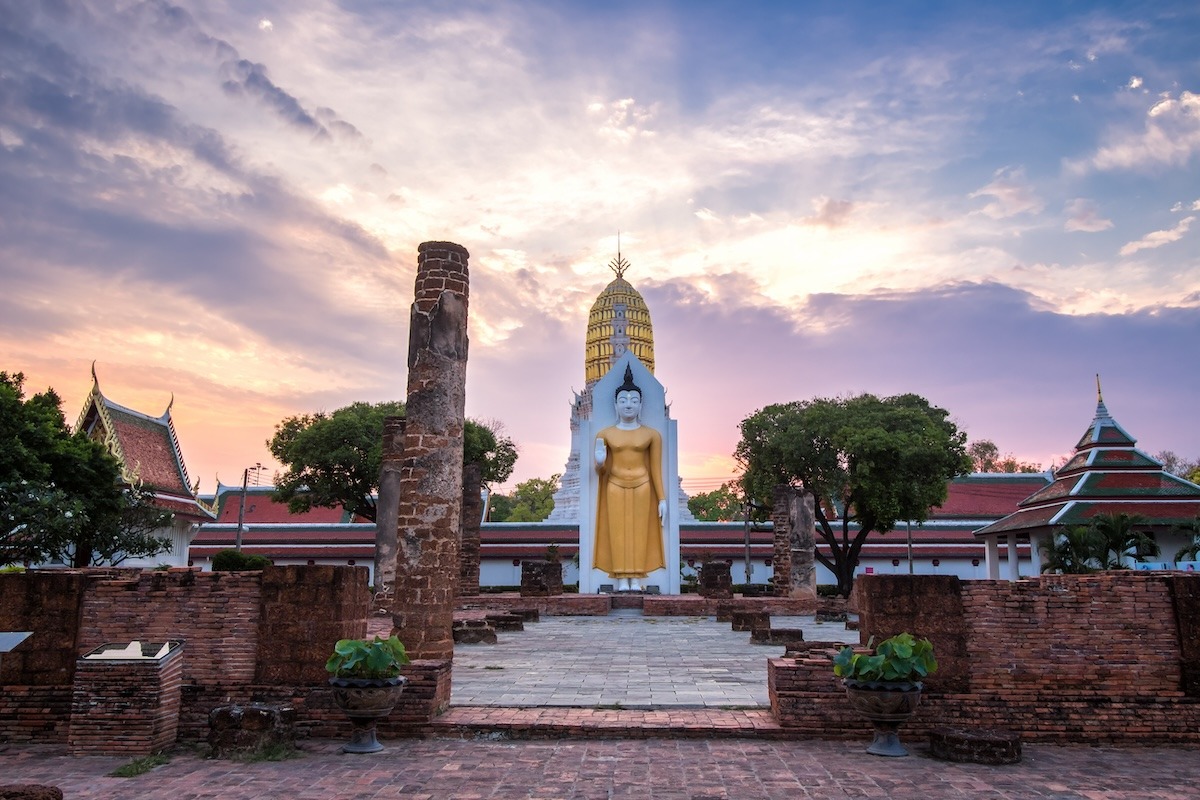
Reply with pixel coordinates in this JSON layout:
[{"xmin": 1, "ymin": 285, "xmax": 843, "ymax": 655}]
[
  {"xmin": 74, "ymin": 365, "xmax": 215, "ymax": 521},
  {"xmin": 975, "ymin": 381, "xmax": 1200, "ymax": 538}
]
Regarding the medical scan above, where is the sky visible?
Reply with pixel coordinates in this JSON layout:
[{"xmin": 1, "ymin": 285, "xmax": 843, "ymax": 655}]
[{"xmin": 2, "ymin": 0, "xmax": 1198, "ymax": 497}]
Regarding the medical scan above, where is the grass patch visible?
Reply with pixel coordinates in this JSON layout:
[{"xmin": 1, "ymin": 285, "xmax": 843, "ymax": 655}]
[
  {"xmin": 484, "ymin": 665, "xmax": 505, "ymax": 670},
  {"xmin": 108, "ymin": 752, "xmax": 170, "ymax": 777},
  {"xmin": 594, "ymin": 701, "xmax": 623, "ymax": 710}
]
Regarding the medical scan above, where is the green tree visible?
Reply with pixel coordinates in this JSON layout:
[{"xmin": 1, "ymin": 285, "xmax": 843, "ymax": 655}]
[
  {"xmin": 487, "ymin": 493, "xmax": 514, "ymax": 522},
  {"xmin": 687, "ymin": 481, "xmax": 745, "ymax": 521},
  {"xmin": 1, "ymin": 372, "xmax": 172, "ymax": 567},
  {"xmin": 968, "ymin": 439, "xmax": 1042, "ymax": 473},
  {"xmin": 1173, "ymin": 516, "xmax": 1200, "ymax": 562},
  {"xmin": 736, "ymin": 393, "xmax": 971, "ymax": 596},
  {"xmin": 1040, "ymin": 513, "xmax": 1159, "ymax": 573},
  {"xmin": 268, "ymin": 401, "xmax": 518, "ymax": 522},
  {"xmin": 504, "ymin": 474, "xmax": 560, "ymax": 522},
  {"xmin": 1040, "ymin": 525, "xmax": 1106, "ymax": 574}
]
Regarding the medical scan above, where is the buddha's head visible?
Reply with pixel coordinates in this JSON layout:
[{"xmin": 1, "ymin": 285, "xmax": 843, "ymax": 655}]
[{"xmin": 614, "ymin": 365, "xmax": 643, "ymax": 423}]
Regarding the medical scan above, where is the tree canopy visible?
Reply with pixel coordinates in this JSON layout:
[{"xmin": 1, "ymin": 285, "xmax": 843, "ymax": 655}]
[
  {"xmin": 268, "ymin": 401, "xmax": 518, "ymax": 523},
  {"xmin": 967, "ymin": 439, "xmax": 1042, "ymax": 473},
  {"xmin": 687, "ymin": 481, "xmax": 745, "ymax": 522},
  {"xmin": 490, "ymin": 474, "xmax": 559, "ymax": 522},
  {"xmin": 1, "ymin": 371, "xmax": 172, "ymax": 567},
  {"xmin": 735, "ymin": 393, "xmax": 971, "ymax": 596}
]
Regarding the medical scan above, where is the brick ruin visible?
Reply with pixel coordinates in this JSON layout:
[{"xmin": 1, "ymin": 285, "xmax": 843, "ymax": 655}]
[
  {"xmin": 389, "ymin": 241, "xmax": 470, "ymax": 661},
  {"xmin": 3, "ymin": 566, "xmax": 1197, "ymax": 746},
  {"xmin": 0, "ymin": 566, "xmax": 451, "ymax": 747},
  {"xmin": 770, "ymin": 572, "xmax": 1200, "ymax": 744}
]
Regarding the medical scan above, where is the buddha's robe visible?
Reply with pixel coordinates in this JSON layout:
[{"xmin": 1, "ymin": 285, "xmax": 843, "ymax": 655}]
[{"xmin": 594, "ymin": 425, "xmax": 665, "ymax": 578}]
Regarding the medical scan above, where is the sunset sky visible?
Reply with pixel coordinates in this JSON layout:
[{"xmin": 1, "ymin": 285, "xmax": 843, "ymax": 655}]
[{"xmin": 2, "ymin": 1, "xmax": 1198, "ymax": 497}]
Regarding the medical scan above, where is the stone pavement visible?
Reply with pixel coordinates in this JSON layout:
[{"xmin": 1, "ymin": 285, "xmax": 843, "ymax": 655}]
[
  {"xmin": 450, "ymin": 610, "xmax": 853, "ymax": 708},
  {"xmin": 4, "ymin": 738, "xmax": 1199, "ymax": 799}
]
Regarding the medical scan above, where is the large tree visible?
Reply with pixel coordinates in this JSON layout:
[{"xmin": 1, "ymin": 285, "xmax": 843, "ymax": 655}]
[
  {"xmin": 492, "ymin": 474, "xmax": 560, "ymax": 522},
  {"xmin": 687, "ymin": 481, "xmax": 745, "ymax": 522},
  {"xmin": 1, "ymin": 372, "xmax": 172, "ymax": 567},
  {"xmin": 736, "ymin": 393, "xmax": 971, "ymax": 596},
  {"xmin": 268, "ymin": 401, "xmax": 518, "ymax": 523}
]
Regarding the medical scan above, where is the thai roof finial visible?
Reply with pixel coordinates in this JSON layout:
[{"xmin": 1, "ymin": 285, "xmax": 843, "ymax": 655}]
[
  {"xmin": 609, "ymin": 231, "xmax": 630, "ymax": 280},
  {"xmin": 1095, "ymin": 373, "xmax": 1111, "ymax": 419}
]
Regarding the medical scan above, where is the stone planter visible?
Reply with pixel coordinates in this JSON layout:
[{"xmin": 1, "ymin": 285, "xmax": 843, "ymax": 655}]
[
  {"xmin": 843, "ymin": 679, "xmax": 923, "ymax": 757},
  {"xmin": 329, "ymin": 676, "xmax": 407, "ymax": 754}
]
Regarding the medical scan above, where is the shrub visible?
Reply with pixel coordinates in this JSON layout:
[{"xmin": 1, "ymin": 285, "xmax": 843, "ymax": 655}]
[{"xmin": 212, "ymin": 549, "xmax": 273, "ymax": 572}]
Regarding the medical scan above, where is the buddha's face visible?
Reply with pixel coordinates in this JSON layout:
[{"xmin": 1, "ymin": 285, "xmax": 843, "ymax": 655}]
[{"xmin": 615, "ymin": 390, "xmax": 642, "ymax": 423}]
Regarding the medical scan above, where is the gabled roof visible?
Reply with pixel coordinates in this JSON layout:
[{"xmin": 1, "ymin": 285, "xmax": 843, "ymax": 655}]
[
  {"xmin": 74, "ymin": 366, "xmax": 214, "ymax": 521},
  {"xmin": 976, "ymin": 387, "xmax": 1200, "ymax": 538}
]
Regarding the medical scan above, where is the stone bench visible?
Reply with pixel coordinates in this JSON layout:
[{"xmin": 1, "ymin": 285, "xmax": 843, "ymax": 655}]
[
  {"xmin": 208, "ymin": 703, "xmax": 296, "ymax": 758},
  {"xmin": 928, "ymin": 726, "xmax": 1022, "ymax": 764}
]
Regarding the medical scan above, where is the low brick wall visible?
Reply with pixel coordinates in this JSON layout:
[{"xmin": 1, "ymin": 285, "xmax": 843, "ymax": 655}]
[
  {"xmin": 457, "ymin": 594, "xmax": 611, "ymax": 616},
  {"xmin": 0, "ymin": 566, "xmax": 384, "ymax": 745},
  {"xmin": 769, "ymin": 573, "xmax": 1200, "ymax": 744},
  {"xmin": 643, "ymin": 595, "xmax": 818, "ymax": 617}
]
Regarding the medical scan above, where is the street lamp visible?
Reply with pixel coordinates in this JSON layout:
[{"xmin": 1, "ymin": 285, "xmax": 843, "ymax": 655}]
[{"xmin": 235, "ymin": 463, "xmax": 264, "ymax": 551}]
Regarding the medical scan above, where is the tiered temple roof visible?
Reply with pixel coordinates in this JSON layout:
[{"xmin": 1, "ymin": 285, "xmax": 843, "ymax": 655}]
[
  {"xmin": 975, "ymin": 389, "xmax": 1200, "ymax": 539},
  {"xmin": 74, "ymin": 366, "xmax": 214, "ymax": 522}
]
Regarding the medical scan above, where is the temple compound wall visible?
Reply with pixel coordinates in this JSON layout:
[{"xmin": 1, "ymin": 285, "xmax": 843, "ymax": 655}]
[
  {"xmin": 770, "ymin": 572, "xmax": 1200, "ymax": 743},
  {"xmin": 0, "ymin": 566, "xmax": 448, "ymax": 746}
]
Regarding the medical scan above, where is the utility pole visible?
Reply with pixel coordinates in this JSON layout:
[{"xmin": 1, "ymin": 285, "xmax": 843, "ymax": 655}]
[{"xmin": 234, "ymin": 463, "xmax": 262, "ymax": 552}]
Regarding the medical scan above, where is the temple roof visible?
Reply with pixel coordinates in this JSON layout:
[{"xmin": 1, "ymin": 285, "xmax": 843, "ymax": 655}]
[
  {"xmin": 976, "ymin": 388, "xmax": 1200, "ymax": 539},
  {"xmin": 74, "ymin": 367, "xmax": 214, "ymax": 521}
]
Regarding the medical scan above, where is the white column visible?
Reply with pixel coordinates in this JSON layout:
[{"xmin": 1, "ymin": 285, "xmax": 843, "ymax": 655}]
[
  {"xmin": 985, "ymin": 536, "xmax": 1001, "ymax": 579},
  {"xmin": 1006, "ymin": 535, "xmax": 1021, "ymax": 581}
]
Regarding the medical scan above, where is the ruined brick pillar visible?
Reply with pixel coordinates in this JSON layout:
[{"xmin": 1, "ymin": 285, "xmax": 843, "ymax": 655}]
[
  {"xmin": 391, "ymin": 241, "xmax": 469, "ymax": 660},
  {"xmin": 772, "ymin": 484, "xmax": 816, "ymax": 599},
  {"xmin": 459, "ymin": 463, "xmax": 482, "ymax": 596},
  {"xmin": 771, "ymin": 485, "xmax": 792, "ymax": 596},
  {"xmin": 374, "ymin": 415, "xmax": 406, "ymax": 596}
]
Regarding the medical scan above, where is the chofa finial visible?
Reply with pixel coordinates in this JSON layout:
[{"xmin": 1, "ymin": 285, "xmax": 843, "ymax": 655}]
[{"xmin": 609, "ymin": 232, "xmax": 630, "ymax": 279}]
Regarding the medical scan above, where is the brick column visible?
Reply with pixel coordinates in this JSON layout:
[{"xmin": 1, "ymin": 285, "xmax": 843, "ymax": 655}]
[
  {"xmin": 375, "ymin": 415, "xmax": 407, "ymax": 595},
  {"xmin": 771, "ymin": 485, "xmax": 792, "ymax": 596},
  {"xmin": 391, "ymin": 241, "xmax": 470, "ymax": 660},
  {"xmin": 459, "ymin": 463, "xmax": 483, "ymax": 596}
]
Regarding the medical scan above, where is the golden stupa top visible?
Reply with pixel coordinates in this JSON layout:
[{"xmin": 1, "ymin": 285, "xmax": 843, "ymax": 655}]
[{"xmin": 584, "ymin": 252, "xmax": 655, "ymax": 385}]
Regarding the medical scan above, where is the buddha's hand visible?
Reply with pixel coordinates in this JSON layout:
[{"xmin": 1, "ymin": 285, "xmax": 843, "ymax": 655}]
[
  {"xmin": 658, "ymin": 499, "xmax": 666, "ymax": 520},
  {"xmin": 594, "ymin": 437, "xmax": 607, "ymax": 466}
]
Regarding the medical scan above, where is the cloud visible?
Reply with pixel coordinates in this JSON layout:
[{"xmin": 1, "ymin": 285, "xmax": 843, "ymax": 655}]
[
  {"xmin": 969, "ymin": 167, "xmax": 1045, "ymax": 219},
  {"xmin": 1119, "ymin": 216, "xmax": 1195, "ymax": 256},
  {"xmin": 1063, "ymin": 198, "xmax": 1113, "ymax": 232},
  {"xmin": 802, "ymin": 197, "xmax": 856, "ymax": 228},
  {"xmin": 1078, "ymin": 90, "xmax": 1200, "ymax": 172}
]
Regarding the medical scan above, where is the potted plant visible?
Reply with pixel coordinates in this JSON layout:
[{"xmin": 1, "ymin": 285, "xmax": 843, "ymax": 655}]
[
  {"xmin": 832, "ymin": 632, "xmax": 937, "ymax": 757},
  {"xmin": 325, "ymin": 635, "xmax": 410, "ymax": 754}
]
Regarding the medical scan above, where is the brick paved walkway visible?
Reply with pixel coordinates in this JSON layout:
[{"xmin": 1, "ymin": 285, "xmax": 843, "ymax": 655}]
[{"xmin": 4, "ymin": 738, "xmax": 1198, "ymax": 799}]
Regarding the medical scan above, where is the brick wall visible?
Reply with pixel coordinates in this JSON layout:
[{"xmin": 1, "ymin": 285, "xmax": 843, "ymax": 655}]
[
  {"xmin": 0, "ymin": 565, "xmax": 374, "ymax": 745},
  {"xmin": 68, "ymin": 645, "xmax": 183, "ymax": 756},
  {"xmin": 770, "ymin": 573, "xmax": 1200, "ymax": 743}
]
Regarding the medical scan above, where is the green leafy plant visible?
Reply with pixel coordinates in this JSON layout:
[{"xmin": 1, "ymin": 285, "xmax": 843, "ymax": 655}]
[
  {"xmin": 832, "ymin": 632, "xmax": 937, "ymax": 684},
  {"xmin": 212, "ymin": 548, "xmax": 273, "ymax": 571},
  {"xmin": 325, "ymin": 635, "xmax": 409, "ymax": 680}
]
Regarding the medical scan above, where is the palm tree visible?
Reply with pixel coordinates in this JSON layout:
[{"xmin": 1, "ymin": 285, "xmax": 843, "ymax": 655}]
[
  {"xmin": 1173, "ymin": 516, "xmax": 1200, "ymax": 563},
  {"xmin": 1089, "ymin": 512, "xmax": 1158, "ymax": 569},
  {"xmin": 1040, "ymin": 525, "xmax": 1105, "ymax": 574}
]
